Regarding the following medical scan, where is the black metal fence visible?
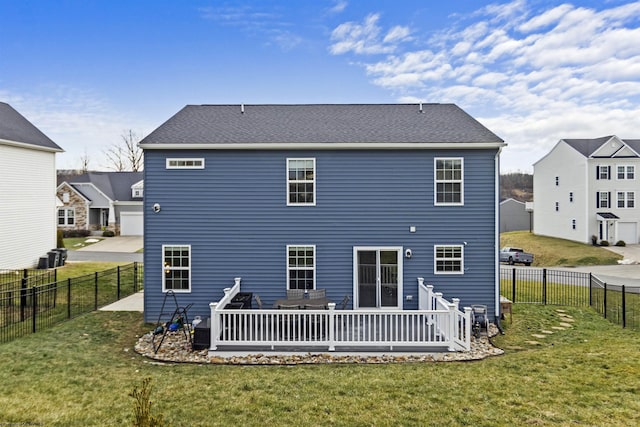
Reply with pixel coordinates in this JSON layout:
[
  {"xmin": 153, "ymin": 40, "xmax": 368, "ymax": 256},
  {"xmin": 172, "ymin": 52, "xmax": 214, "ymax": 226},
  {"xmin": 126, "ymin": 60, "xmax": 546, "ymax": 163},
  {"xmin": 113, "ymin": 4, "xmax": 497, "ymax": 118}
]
[
  {"xmin": 0, "ymin": 268, "xmax": 57, "ymax": 293},
  {"xmin": 501, "ymin": 267, "xmax": 640, "ymax": 330},
  {"xmin": 0, "ymin": 262, "xmax": 143, "ymax": 343}
]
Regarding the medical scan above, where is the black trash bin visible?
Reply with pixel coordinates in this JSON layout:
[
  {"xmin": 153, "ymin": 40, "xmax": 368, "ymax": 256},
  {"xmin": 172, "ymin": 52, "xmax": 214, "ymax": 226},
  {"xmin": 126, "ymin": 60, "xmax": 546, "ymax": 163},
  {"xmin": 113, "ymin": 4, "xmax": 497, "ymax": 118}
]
[
  {"xmin": 47, "ymin": 251, "xmax": 59, "ymax": 269},
  {"xmin": 192, "ymin": 317, "xmax": 211, "ymax": 350},
  {"xmin": 52, "ymin": 249, "xmax": 67, "ymax": 266},
  {"xmin": 37, "ymin": 256, "xmax": 49, "ymax": 269}
]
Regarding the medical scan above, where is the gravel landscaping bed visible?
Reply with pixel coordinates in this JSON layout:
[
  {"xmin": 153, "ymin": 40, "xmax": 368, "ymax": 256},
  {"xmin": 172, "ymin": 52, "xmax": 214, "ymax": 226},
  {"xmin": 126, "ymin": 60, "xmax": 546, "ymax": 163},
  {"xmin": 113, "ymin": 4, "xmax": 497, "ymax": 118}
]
[{"xmin": 134, "ymin": 325, "xmax": 504, "ymax": 365}]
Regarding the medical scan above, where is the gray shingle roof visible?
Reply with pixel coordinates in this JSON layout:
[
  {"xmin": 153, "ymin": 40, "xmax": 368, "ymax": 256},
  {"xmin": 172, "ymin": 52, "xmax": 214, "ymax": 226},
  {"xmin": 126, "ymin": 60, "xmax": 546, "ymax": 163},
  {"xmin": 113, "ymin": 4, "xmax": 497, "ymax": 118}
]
[
  {"xmin": 140, "ymin": 104, "xmax": 503, "ymax": 146},
  {"xmin": 0, "ymin": 102, "xmax": 62, "ymax": 151},
  {"xmin": 564, "ymin": 136, "xmax": 640, "ymax": 157},
  {"xmin": 59, "ymin": 172, "xmax": 143, "ymax": 202}
]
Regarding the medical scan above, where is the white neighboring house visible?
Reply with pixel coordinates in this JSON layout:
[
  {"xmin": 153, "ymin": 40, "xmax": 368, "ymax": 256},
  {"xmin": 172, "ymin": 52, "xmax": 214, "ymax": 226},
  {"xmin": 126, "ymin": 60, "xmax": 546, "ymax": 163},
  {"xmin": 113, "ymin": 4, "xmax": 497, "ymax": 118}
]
[
  {"xmin": 533, "ymin": 136, "xmax": 640, "ymax": 245},
  {"xmin": 0, "ymin": 102, "xmax": 63, "ymax": 269}
]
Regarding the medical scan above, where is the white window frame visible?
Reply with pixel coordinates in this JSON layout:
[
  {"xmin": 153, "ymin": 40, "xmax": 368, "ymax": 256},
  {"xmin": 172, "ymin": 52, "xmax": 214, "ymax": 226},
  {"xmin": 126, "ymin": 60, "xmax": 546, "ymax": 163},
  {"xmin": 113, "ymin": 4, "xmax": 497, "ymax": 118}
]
[
  {"xmin": 286, "ymin": 245, "xmax": 316, "ymax": 290},
  {"xmin": 617, "ymin": 191, "xmax": 635, "ymax": 208},
  {"xmin": 598, "ymin": 165, "xmax": 610, "ymax": 180},
  {"xmin": 286, "ymin": 158, "xmax": 316, "ymax": 206},
  {"xmin": 166, "ymin": 158, "xmax": 205, "ymax": 169},
  {"xmin": 57, "ymin": 208, "xmax": 75, "ymax": 226},
  {"xmin": 434, "ymin": 158, "xmax": 464, "ymax": 206},
  {"xmin": 162, "ymin": 245, "xmax": 191, "ymax": 293},
  {"xmin": 434, "ymin": 245, "xmax": 464, "ymax": 275},
  {"xmin": 617, "ymin": 165, "xmax": 635, "ymax": 180},
  {"xmin": 598, "ymin": 192, "xmax": 610, "ymax": 208}
]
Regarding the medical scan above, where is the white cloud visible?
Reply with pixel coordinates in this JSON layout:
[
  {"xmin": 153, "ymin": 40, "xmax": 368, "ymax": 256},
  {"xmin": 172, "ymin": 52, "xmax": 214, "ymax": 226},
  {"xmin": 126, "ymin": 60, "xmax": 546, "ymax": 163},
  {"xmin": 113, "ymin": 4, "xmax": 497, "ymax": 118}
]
[
  {"xmin": 330, "ymin": 0, "xmax": 640, "ymax": 172},
  {"xmin": 327, "ymin": 0, "xmax": 348, "ymax": 14},
  {"xmin": 329, "ymin": 13, "xmax": 410, "ymax": 55}
]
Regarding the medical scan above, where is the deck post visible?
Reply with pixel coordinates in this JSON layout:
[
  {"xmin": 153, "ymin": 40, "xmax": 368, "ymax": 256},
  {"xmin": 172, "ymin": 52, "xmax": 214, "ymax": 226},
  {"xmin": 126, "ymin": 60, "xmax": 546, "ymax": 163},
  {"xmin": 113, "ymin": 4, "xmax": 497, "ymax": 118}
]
[
  {"xmin": 210, "ymin": 302, "xmax": 219, "ymax": 350},
  {"xmin": 328, "ymin": 303, "xmax": 336, "ymax": 351},
  {"xmin": 463, "ymin": 306, "xmax": 472, "ymax": 351},
  {"xmin": 447, "ymin": 302, "xmax": 456, "ymax": 351}
]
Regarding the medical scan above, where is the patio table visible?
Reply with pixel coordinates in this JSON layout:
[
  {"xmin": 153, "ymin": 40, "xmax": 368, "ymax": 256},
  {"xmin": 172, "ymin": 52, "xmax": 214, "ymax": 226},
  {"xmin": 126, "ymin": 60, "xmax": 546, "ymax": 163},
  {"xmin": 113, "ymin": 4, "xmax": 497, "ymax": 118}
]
[{"xmin": 273, "ymin": 297, "xmax": 333, "ymax": 309}]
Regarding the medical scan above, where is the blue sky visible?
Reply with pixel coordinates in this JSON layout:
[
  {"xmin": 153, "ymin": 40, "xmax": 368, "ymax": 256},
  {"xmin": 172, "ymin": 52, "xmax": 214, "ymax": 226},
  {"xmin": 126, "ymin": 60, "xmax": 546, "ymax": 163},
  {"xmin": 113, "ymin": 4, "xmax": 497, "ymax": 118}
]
[{"xmin": 1, "ymin": 0, "xmax": 639, "ymax": 172}]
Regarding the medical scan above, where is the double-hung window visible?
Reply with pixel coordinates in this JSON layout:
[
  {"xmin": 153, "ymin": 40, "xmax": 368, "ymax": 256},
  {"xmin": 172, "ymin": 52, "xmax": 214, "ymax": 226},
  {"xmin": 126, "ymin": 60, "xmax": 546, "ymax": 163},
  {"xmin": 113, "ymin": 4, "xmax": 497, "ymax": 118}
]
[
  {"xmin": 287, "ymin": 158, "xmax": 315, "ymax": 205},
  {"xmin": 597, "ymin": 165, "xmax": 610, "ymax": 180},
  {"xmin": 597, "ymin": 192, "xmax": 610, "ymax": 208},
  {"xmin": 434, "ymin": 245, "xmax": 464, "ymax": 274},
  {"xmin": 617, "ymin": 192, "xmax": 635, "ymax": 208},
  {"xmin": 617, "ymin": 165, "xmax": 635, "ymax": 180},
  {"xmin": 435, "ymin": 158, "xmax": 463, "ymax": 205},
  {"xmin": 163, "ymin": 245, "xmax": 191, "ymax": 292},
  {"xmin": 57, "ymin": 208, "xmax": 75, "ymax": 226},
  {"xmin": 287, "ymin": 245, "xmax": 315, "ymax": 290}
]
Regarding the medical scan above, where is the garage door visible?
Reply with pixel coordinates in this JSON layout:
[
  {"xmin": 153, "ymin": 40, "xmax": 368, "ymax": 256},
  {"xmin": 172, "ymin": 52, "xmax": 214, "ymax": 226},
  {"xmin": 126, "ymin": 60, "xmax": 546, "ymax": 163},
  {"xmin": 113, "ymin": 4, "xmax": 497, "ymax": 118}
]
[
  {"xmin": 618, "ymin": 222, "xmax": 637, "ymax": 244},
  {"xmin": 120, "ymin": 212, "xmax": 144, "ymax": 236}
]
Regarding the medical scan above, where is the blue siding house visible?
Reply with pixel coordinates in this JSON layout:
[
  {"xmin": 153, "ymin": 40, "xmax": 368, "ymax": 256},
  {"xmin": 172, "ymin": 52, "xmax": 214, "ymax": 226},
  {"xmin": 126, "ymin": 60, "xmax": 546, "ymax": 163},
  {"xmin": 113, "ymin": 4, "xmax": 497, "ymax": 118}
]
[{"xmin": 140, "ymin": 104, "xmax": 505, "ymax": 335}]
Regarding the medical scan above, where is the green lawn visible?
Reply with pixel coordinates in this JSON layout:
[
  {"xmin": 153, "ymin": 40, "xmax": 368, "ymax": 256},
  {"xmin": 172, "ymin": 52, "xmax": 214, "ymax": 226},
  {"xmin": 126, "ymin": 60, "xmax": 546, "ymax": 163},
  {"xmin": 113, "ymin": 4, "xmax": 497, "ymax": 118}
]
[
  {"xmin": 0, "ymin": 305, "xmax": 639, "ymax": 426},
  {"xmin": 500, "ymin": 231, "xmax": 622, "ymax": 266},
  {"xmin": 63, "ymin": 237, "xmax": 103, "ymax": 250}
]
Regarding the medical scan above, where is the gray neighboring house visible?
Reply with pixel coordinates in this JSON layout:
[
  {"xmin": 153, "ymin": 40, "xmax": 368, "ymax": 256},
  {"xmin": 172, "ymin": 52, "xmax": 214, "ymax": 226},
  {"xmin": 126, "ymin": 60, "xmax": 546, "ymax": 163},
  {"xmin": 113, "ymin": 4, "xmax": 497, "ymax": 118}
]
[
  {"xmin": 1, "ymin": 102, "xmax": 63, "ymax": 269},
  {"xmin": 500, "ymin": 198, "xmax": 533, "ymax": 232},
  {"xmin": 56, "ymin": 171, "xmax": 144, "ymax": 235}
]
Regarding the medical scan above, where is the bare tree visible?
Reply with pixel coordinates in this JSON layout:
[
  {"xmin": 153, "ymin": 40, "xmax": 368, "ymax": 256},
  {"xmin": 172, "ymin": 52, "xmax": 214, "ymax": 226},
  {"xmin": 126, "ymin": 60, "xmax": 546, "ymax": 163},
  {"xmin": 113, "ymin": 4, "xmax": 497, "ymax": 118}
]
[
  {"xmin": 79, "ymin": 149, "xmax": 91, "ymax": 173},
  {"xmin": 104, "ymin": 130, "xmax": 144, "ymax": 171}
]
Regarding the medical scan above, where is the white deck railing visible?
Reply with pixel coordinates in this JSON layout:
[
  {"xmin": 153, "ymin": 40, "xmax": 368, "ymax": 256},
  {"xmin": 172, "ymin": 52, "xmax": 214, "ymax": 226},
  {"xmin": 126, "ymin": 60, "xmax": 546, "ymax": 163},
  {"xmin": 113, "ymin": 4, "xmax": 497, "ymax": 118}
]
[{"xmin": 209, "ymin": 278, "xmax": 471, "ymax": 352}]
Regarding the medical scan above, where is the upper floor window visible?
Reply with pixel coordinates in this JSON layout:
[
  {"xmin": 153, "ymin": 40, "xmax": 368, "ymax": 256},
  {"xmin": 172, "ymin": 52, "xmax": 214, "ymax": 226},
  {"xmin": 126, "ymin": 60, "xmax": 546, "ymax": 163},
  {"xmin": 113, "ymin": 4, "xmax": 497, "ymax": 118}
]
[
  {"xmin": 131, "ymin": 181, "xmax": 144, "ymax": 198},
  {"xmin": 434, "ymin": 245, "xmax": 464, "ymax": 274},
  {"xmin": 617, "ymin": 165, "xmax": 635, "ymax": 180},
  {"xmin": 57, "ymin": 208, "xmax": 74, "ymax": 226},
  {"xmin": 569, "ymin": 192, "xmax": 574, "ymax": 202},
  {"xmin": 572, "ymin": 219, "xmax": 576, "ymax": 230},
  {"xmin": 597, "ymin": 165, "xmax": 610, "ymax": 180},
  {"xmin": 435, "ymin": 158, "xmax": 463, "ymax": 205},
  {"xmin": 617, "ymin": 192, "xmax": 635, "ymax": 208},
  {"xmin": 555, "ymin": 202, "xmax": 559, "ymax": 212},
  {"xmin": 287, "ymin": 245, "xmax": 315, "ymax": 290},
  {"xmin": 597, "ymin": 191, "xmax": 610, "ymax": 209},
  {"xmin": 166, "ymin": 158, "xmax": 205, "ymax": 169},
  {"xmin": 555, "ymin": 176, "xmax": 559, "ymax": 186},
  {"xmin": 287, "ymin": 158, "xmax": 315, "ymax": 205},
  {"xmin": 163, "ymin": 245, "xmax": 191, "ymax": 292}
]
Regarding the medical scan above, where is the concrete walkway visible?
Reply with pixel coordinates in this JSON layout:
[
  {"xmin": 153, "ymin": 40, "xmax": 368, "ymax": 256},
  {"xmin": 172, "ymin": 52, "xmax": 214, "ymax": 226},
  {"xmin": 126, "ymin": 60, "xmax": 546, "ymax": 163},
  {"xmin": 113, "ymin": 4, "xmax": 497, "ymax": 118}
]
[{"xmin": 100, "ymin": 291, "xmax": 144, "ymax": 312}]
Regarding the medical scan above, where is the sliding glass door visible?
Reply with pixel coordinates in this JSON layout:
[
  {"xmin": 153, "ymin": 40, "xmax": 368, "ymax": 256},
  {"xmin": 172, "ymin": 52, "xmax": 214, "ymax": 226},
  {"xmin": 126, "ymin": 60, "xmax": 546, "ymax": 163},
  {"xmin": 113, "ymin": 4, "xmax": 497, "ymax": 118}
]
[{"xmin": 354, "ymin": 247, "xmax": 401, "ymax": 308}]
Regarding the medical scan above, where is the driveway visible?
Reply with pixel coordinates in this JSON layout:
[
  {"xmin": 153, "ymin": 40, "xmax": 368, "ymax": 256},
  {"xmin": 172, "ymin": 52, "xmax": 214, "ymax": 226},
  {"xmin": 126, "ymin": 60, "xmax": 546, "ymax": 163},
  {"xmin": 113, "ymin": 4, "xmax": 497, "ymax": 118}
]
[
  {"xmin": 67, "ymin": 236, "xmax": 143, "ymax": 263},
  {"xmin": 77, "ymin": 236, "xmax": 143, "ymax": 252}
]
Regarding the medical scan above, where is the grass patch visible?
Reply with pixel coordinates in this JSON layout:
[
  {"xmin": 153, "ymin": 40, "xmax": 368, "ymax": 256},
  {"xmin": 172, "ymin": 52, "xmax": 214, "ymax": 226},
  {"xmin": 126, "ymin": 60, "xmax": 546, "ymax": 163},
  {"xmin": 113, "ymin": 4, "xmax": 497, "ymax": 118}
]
[
  {"xmin": 501, "ymin": 231, "xmax": 622, "ymax": 266},
  {"xmin": 0, "ymin": 306, "xmax": 639, "ymax": 426},
  {"xmin": 63, "ymin": 237, "xmax": 103, "ymax": 251}
]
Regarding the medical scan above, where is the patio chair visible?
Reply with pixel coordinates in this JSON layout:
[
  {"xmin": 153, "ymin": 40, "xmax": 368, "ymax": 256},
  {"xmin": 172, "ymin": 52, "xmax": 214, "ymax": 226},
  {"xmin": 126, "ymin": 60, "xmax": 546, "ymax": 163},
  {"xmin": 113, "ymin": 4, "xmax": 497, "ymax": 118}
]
[
  {"xmin": 254, "ymin": 294, "xmax": 263, "ymax": 309},
  {"xmin": 278, "ymin": 303, "xmax": 301, "ymax": 309},
  {"xmin": 307, "ymin": 289, "xmax": 326, "ymax": 299},
  {"xmin": 338, "ymin": 295, "xmax": 351, "ymax": 310},
  {"xmin": 286, "ymin": 289, "xmax": 305, "ymax": 299},
  {"xmin": 304, "ymin": 303, "xmax": 327, "ymax": 310}
]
